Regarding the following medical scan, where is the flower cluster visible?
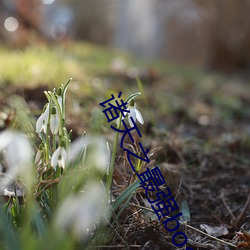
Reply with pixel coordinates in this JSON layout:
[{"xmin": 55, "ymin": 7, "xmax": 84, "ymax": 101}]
[
  {"xmin": 35, "ymin": 80, "xmax": 70, "ymax": 177},
  {"xmin": 36, "ymin": 90, "xmax": 62, "ymax": 136},
  {"xmin": 0, "ymin": 80, "xmax": 113, "ymax": 246},
  {"xmin": 35, "ymin": 79, "xmax": 111, "ymax": 191},
  {"xmin": 34, "ymin": 80, "xmax": 112, "ymax": 240}
]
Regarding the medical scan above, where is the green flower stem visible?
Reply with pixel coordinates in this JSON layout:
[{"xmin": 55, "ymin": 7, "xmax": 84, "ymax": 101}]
[
  {"xmin": 61, "ymin": 78, "xmax": 71, "ymax": 127},
  {"xmin": 45, "ymin": 97, "xmax": 53, "ymax": 164},
  {"xmin": 106, "ymin": 116, "xmax": 121, "ymax": 199},
  {"xmin": 52, "ymin": 134, "xmax": 56, "ymax": 152},
  {"xmin": 106, "ymin": 92, "xmax": 141, "ymax": 200},
  {"xmin": 49, "ymin": 92, "xmax": 63, "ymax": 136},
  {"xmin": 44, "ymin": 140, "xmax": 49, "ymax": 165},
  {"xmin": 63, "ymin": 127, "xmax": 70, "ymax": 150}
]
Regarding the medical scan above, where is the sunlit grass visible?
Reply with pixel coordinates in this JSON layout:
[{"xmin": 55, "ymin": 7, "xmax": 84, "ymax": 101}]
[
  {"xmin": 0, "ymin": 42, "xmax": 131, "ymax": 87},
  {"xmin": 0, "ymin": 44, "xmax": 84, "ymax": 86},
  {"xmin": 0, "ymin": 41, "xmax": 208, "ymax": 88}
]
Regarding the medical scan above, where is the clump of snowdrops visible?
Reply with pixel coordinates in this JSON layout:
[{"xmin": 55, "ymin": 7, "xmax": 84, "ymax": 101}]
[{"xmin": 0, "ymin": 79, "xmax": 143, "ymax": 250}]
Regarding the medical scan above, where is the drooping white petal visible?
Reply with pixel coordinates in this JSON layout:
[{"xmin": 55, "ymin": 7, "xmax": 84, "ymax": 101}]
[
  {"xmin": 51, "ymin": 147, "xmax": 61, "ymax": 168},
  {"xmin": 67, "ymin": 136, "xmax": 110, "ymax": 173},
  {"xmin": 61, "ymin": 148, "xmax": 67, "ymax": 161},
  {"xmin": 59, "ymin": 148, "xmax": 67, "ymax": 169},
  {"xmin": 36, "ymin": 104, "xmax": 50, "ymax": 133},
  {"xmin": 130, "ymin": 107, "xmax": 137, "ymax": 121},
  {"xmin": 57, "ymin": 159, "xmax": 64, "ymax": 169},
  {"xmin": 0, "ymin": 130, "xmax": 14, "ymax": 151},
  {"xmin": 128, "ymin": 107, "xmax": 136, "ymax": 127},
  {"xmin": 41, "ymin": 121, "xmax": 48, "ymax": 133},
  {"xmin": 67, "ymin": 137, "xmax": 88, "ymax": 163},
  {"xmin": 93, "ymin": 138, "xmax": 110, "ymax": 172},
  {"xmin": 51, "ymin": 147, "xmax": 67, "ymax": 169},
  {"xmin": 5, "ymin": 133, "xmax": 32, "ymax": 170},
  {"xmin": 55, "ymin": 182, "xmax": 109, "ymax": 240},
  {"xmin": 128, "ymin": 116, "xmax": 133, "ymax": 127},
  {"xmin": 44, "ymin": 103, "xmax": 50, "ymax": 117},
  {"xmin": 50, "ymin": 114, "xmax": 59, "ymax": 135},
  {"xmin": 0, "ymin": 130, "xmax": 33, "ymax": 190},
  {"xmin": 36, "ymin": 113, "xmax": 45, "ymax": 133},
  {"xmin": 135, "ymin": 108, "xmax": 144, "ymax": 125}
]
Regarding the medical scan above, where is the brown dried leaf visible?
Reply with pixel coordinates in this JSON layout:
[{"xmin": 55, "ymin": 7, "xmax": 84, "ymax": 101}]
[{"xmin": 237, "ymin": 231, "xmax": 250, "ymax": 248}]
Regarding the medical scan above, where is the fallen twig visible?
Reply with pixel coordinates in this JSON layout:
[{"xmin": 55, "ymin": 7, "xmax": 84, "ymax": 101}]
[{"xmin": 129, "ymin": 203, "xmax": 238, "ymax": 249}]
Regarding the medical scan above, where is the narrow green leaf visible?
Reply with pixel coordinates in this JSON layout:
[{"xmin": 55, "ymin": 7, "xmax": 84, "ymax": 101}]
[
  {"xmin": 0, "ymin": 208, "xmax": 21, "ymax": 250},
  {"xmin": 32, "ymin": 209, "xmax": 45, "ymax": 237},
  {"xmin": 111, "ymin": 179, "xmax": 141, "ymax": 211},
  {"xmin": 62, "ymin": 78, "xmax": 72, "ymax": 97},
  {"xmin": 124, "ymin": 92, "xmax": 141, "ymax": 104},
  {"xmin": 112, "ymin": 192, "xmax": 133, "ymax": 225}
]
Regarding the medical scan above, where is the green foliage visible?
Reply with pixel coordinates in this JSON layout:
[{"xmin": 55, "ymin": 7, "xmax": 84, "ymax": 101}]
[{"xmin": 0, "ymin": 80, "xmax": 144, "ymax": 249}]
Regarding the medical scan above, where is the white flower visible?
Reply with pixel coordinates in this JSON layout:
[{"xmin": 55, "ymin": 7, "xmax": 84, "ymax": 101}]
[
  {"xmin": 0, "ymin": 130, "xmax": 33, "ymax": 190},
  {"xmin": 92, "ymin": 137, "xmax": 110, "ymax": 173},
  {"xmin": 54, "ymin": 182, "xmax": 109, "ymax": 240},
  {"xmin": 67, "ymin": 135, "xmax": 110, "ymax": 173},
  {"xmin": 126, "ymin": 100, "xmax": 144, "ymax": 127},
  {"xmin": 51, "ymin": 145, "xmax": 67, "ymax": 169},
  {"xmin": 50, "ymin": 106, "xmax": 59, "ymax": 135},
  {"xmin": 36, "ymin": 104, "xmax": 50, "ymax": 133}
]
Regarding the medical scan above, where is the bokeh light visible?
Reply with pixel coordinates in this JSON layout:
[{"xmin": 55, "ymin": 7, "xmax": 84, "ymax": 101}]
[
  {"xmin": 41, "ymin": 0, "xmax": 55, "ymax": 5},
  {"xmin": 4, "ymin": 17, "xmax": 19, "ymax": 32},
  {"xmin": 50, "ymin": 24, "xmax": 67, "ymax": 40}
]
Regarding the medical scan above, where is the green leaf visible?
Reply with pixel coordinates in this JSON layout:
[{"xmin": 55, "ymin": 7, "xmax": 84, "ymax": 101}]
[
  {"xmin": 111, "ymin": 179, "xmax": 141, "ymax": 211},
  {"xmin": 112, "ymin": 192, "xmax": 133, "ymax": 225},
  {"xmin": 32, "ymin": 209, "xmax": 46, "ymax": 237},
  {"xmin": 62, "ymin": 78, "xmax": 72, "ymax": 98},
  {"xmin": 124, "ymin": 92, "xmax": 141, "ymax": 104},
  {"xmin": 0, "ymin": 207, "xmax": 21, "ymax": 250}
]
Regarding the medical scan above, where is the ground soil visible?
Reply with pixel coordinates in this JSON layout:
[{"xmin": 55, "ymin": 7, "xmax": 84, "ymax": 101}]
[{"xmin": 2, "ymin": 69, "xmax": 250, "ymax": 250}]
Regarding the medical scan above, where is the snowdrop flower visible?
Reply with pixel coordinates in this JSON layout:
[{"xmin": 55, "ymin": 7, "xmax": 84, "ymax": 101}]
[
  {"xmin": 91, "ymin": 137, "xmax": 110, "ymax": 173},
  {"xmin": 0, "ymin": 130, "xmax": 33, "ymax": 190},
  {"xmin": 55, "ymin": 182, "xmax": 109, "ymax": 240},
  {"xmin": 36, "ymin": 103, "xmax": 50, "ymax": 133},
  {"xmin": 67, "ymin": 135, "xmax": 110, "ymax": 173},
  {"xmin": 126, "ymin": 99, "xmax": 144, "ymax": 127},
  {"xmin": 51, "ymin": 143, "xmax": 67, "ymax": 169},
  {"xmin": 50, "ymin": 106, "xmax": 59, "ymax": 135}
]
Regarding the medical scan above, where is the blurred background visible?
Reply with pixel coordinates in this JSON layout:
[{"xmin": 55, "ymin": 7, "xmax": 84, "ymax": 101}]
[{"xmin": 1, "ymin": 0, "xmax": 250, "ymax": 72}]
